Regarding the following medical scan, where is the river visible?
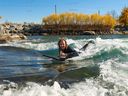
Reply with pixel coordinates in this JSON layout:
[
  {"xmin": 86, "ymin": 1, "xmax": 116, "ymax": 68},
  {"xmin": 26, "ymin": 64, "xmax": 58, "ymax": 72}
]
[{"xmin": 0, "ymin": 35, "xmax": 127, "ymax": 96}]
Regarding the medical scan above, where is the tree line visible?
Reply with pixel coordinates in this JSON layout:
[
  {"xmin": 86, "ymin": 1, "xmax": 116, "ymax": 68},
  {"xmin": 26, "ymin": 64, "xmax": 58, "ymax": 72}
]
[
  {"xmin": 42, "ymin": 7, "xmax": 128, "ymax": 28},
  {"xmin": 42, "ymin": 13, "xmax": 116, "ymax": 34},
  {"xmin": 1, "ymin": 7, "xmax": 128, "ymax": 35},
  {"xmin": 43, "ymin": 13, "xmax": 116, "ymax": 27},
  {"xmin": 1, "ymin": 7, "xmax": 128, "ymax": 27}
]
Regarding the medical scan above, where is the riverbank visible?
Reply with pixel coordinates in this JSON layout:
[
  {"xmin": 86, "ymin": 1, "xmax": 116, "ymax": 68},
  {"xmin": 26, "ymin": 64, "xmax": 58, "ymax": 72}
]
[
  {"xmin": 1, "ymin": 22, "xmax": 128, "ymax": 36},
  {"xmin": 0, "ymin": 22, "xmax": 128, "ymax": 43}
]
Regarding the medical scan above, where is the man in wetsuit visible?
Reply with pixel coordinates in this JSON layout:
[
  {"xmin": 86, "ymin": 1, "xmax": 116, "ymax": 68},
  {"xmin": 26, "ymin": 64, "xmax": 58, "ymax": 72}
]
[
  {"xmin": 58, "ymin": 38, "xmax": 94, "ymax": 60},
  {"xmin": 58, "ymin": 38, "xmax": 78, "ymax": 60}
]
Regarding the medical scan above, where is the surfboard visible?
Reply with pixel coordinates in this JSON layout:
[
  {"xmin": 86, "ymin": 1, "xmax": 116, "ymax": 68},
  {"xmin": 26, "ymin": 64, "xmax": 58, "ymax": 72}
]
[
  {"xmin": 42, "ymin": 54, "xmax": 60, "ymax": 60},
  {"xmin": 42, "ymin": 50, "xmax": 81, "ymax": 62}
]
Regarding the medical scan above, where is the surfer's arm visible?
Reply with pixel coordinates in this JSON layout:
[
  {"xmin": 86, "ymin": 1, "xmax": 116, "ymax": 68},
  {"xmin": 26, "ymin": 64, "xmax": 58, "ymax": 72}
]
[
  {"xmin": 66, "ymin": 51, "xmax": 79, "ymax": 58},
  {"xmin": 59, "ymin": 46, "xmax": 79, "ymax": 60},
  {"xmin": 59, "ymin": 51, "xmax": 67, "ymax": 58}
]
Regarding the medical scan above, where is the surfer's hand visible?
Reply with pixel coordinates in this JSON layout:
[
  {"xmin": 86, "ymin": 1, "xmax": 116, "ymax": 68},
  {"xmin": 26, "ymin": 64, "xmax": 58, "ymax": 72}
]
[
  {"xmin": 60, "ymin": 54, "xmax": 67, "ymax": 58},
  {"xmin": 60, "ymin": 53, "xmax": 67, "ymax": 58}
]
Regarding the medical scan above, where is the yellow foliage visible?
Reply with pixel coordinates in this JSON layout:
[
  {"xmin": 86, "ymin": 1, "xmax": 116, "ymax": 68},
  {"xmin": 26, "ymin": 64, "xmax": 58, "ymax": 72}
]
[
  {"xmin": 76, "ymin": 13, "xmax": 89, "ymax": 25},
  {"xmin": 90, "ymin": 13, "xmax": 102, "ymax": 25},
  {"xmin": 102, "ymin": 14, "xmax": 116, "ymax": 26},
  {"xmin": 42, "ymin": 12, "xmax": 116, "ymax": 27},
  {"xmin": 119, "ymin": 7, "xmax": 128, "ymax": 25}
]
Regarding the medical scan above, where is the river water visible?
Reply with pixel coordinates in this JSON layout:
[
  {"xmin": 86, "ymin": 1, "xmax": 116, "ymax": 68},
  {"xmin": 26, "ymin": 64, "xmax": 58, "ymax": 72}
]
[{"xmin": 0, "ymin": 35, "xmax": 127, "ymax": 96}]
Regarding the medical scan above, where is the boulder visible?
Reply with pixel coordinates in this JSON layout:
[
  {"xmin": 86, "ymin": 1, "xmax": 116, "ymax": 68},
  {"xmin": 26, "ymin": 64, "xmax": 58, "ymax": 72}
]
[
  {"xmin": 10, "ymin": 34, "xmax": 27, "ymax": 40},
  {"xmin": 83, "ymin": 31, "xmax": 95, "ymax": 35},
  {"xmin": 0, "ymin": 34, "xmax": 12, "ymax": 43},
  {"xmin": 0, "ymin": 34, "xmax": 27, "ymax": 44}
]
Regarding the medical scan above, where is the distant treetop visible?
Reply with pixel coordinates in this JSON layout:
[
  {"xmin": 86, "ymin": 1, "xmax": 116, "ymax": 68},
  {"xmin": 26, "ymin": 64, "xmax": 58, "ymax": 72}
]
[{"xmin": 119, "ymin": 7, "xmax": 128, "ymax": 26}]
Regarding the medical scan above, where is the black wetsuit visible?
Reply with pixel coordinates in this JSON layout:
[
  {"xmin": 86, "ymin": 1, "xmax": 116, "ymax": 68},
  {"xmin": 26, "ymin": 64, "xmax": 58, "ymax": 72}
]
[
  {"xmin": 60, "ymin": 46, "xmax": 79, "ymax": 60},
  {"xmin": 59, "ymin": 40, "xmax": 94, "ymax": 61}
]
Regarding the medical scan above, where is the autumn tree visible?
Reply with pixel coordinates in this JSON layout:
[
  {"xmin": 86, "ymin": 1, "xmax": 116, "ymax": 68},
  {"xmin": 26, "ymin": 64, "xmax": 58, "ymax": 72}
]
[
  {"xmin": 76, "ymin": 13, "xmax": 89, "ymax": 25},
  {"xmin": 119, "ymin": 7, "xmax": 128, "ymax": 25},
  {"xmin": 102, "ymin": 14, "xmax": 116, "ymax": 26},
  {"xmin": 42, "ymin": 14, "xmax": 59, "ymax": 25},
  {"xmin": 90, "ymin": 13, "xmax": 102, "ymax": 25}
]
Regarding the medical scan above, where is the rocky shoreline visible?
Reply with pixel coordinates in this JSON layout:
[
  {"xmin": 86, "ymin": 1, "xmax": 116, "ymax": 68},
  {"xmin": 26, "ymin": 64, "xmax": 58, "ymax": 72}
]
[
  {"xmin": 0, "ymin": 22, "xmax": 42, "ymax": 43},
  {"xmin": 0, "ymin": 22, "xmax": 128, "ymax": 43},
  {"xmin": 0, "ymin": 22, "xmax": 43, "ymax": 36}
]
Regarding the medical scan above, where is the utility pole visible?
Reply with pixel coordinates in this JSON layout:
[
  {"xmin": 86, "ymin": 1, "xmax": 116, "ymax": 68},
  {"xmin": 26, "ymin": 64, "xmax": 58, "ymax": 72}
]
[
  {"xmin": 55, "ymin": 5, "xmax": 57, "ymax": 14},
  {"xmin": 98, "ymin": 10, "xmax": 100, "ymax": 15}
]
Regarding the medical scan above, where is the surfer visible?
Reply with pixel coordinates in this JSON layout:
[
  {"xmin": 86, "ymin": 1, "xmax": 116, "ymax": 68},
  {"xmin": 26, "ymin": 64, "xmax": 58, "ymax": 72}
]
[{"xmin": 58, "ymin": 38, "xmax": 94, "ymax": 60}]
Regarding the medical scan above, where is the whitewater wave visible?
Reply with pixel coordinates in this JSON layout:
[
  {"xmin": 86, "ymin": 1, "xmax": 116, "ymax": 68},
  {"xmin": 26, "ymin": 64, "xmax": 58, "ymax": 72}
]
[
  {"xmin": 0, "ymin": 37, "xmax": 128, "ymax": 62},
  {"xmin": 0, "ymin": 36, "xmax": 128, "ymax": 96}
]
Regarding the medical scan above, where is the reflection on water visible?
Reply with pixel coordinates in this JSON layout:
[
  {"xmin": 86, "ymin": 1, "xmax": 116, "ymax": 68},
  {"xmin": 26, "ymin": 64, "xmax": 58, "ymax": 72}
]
[{"xmin": 0, "ymin": 45, "xmax": 99, "ymax": 85}]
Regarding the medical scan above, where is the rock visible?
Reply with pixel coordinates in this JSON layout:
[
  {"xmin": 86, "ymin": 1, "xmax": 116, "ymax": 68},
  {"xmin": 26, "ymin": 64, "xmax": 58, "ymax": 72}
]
[
  {"xmin": 0, "ymin": 35, "xmax": 12, "ymax": 43},
  {"xmin": 18, "ymin": 34, "xmax": 27, "ymax": 39},
  {"xmin": 10, "ymin": 34, "xmax": 27, "ymax": 41},
  {"xmin": 0, "ymin": 39, "xmax": 9, "ymax": 44},
  {"xmin": 122, "ymin": 31, "xmax": 128, "ymax": 34},
  {"xmin": 83, "ymin": 31, "xmax": 95, "ymax": 35},
  {"xmin": 0, "ymin": 34, "xmax": 27, "ymax": 44},
  {"xmin": 42, "ymin": 33, "xmax": 48, "ymax": 36},
  {"xmin": 10, "ymin": 34, "xmax": 22, "ymax": 41}
]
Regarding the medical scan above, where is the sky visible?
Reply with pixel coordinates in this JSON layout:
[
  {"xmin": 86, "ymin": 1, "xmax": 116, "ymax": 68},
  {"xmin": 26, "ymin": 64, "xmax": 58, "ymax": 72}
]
[{"xmin": 0, "ymin": 0, "xmax": 128, "ymax": 23}]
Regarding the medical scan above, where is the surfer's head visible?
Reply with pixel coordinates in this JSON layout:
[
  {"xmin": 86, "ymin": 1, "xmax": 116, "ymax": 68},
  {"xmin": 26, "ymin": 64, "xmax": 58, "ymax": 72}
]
[{"xmin": 58, "ymin": 38, "xmax": 68, "ymax": 50}]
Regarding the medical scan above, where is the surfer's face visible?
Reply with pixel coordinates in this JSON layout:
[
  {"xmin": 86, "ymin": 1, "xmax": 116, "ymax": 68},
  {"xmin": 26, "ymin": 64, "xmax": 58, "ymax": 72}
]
[{"xmin": 59, "ymin": 40, "xmax": 67, "ymax": 50}]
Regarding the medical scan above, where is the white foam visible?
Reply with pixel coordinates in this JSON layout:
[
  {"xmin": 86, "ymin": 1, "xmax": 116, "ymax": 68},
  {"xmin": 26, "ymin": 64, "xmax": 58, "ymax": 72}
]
[
  {"xmin": 99, "ymin": 59, "xmax": 128, "ymax": 95},
  {"xmin": 0, "ymin": 70, "xmax": 128, "ymax": 96},
  {"xmin": 1, "ymin": 37, "xmax": 128, "ymax": 61},
  {"xmin": 0, "ymin": 80, "xmax": 106, "ymax": 96},
  {"xmin": 0, "ymin": 37, "xmax": 128, "ymax": 96}
]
